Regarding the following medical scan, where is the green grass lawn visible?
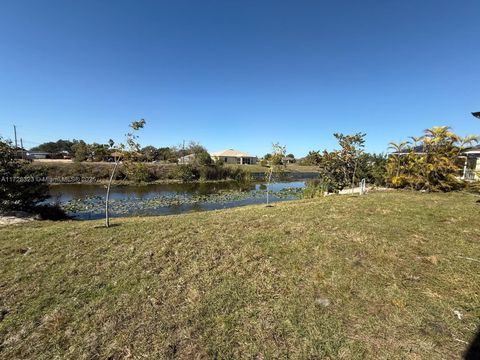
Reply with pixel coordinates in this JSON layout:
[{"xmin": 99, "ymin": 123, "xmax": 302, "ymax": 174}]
[{"xmin": 1, "ymin": 192, "xmax": 479, "ymax": 359}]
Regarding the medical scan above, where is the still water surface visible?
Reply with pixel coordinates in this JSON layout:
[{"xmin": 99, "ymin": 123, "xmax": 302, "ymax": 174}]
[{"xmin": 49, "ymin": 181, "xmax": 307, "ymax": 220}]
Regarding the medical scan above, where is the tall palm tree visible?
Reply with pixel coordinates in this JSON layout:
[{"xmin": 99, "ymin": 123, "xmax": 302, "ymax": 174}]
[
  {"xmin": 388, "ymin": 140, "xmax": 410, "ymax": 153},
  {"xmin": 409, "ymin": 136, "xmax": 422, "ymax": 150},
  {"xmin": 388, "ymin": 141, "xmax": 410, "ymax": 177},
  {"xmin": 459, "ymin": 135, "xmax": 479, "ymax": 149}
]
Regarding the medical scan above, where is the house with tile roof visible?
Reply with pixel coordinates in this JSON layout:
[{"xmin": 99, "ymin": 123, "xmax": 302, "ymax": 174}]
[{"xmin": 210, "ymin": 149, "xmax": 258, "ymax": 165}]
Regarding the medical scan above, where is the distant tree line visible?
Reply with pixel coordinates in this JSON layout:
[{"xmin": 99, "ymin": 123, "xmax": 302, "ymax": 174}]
[{"xmin": 29, "ymin": 139, "xmax": 210, "ymax": 163}]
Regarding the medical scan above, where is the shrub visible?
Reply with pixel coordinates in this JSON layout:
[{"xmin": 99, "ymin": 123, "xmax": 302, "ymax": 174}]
[
  {"xmin": 299, "ymin": 151, "xmax": 322, "ymax": 166},
  {"xmin": 0, "ymin": 139, "xmax": 50, "ymax": 212},
  {"xmin": 356, "ymin": 153, "xmax": 387, "ymax": 186},
  {"xmin": 171, "ymin": 164, "xmax": 200, "ymax": 182},
  {"xmin": 465, "ymin": 181, "xmax": 480, "ymax": 194},
  {"xmin": 123, "ymin": 162, "xmax": 151, "ymax": 183},
  {"xmin": 303, "ymin": 179, "xmax": 329, "ymax": 198},
  {"xmin": 171, "ymin": 163, "xmax": 250, "ymax": 182},
  {"xmin": 386, "ymin": 126, "xmax": 476, "ymax": 192},
  {"xmin": 317, "ymin": 133, "xmax": 366, "ymax": 191},
  {"xmin": 196, "ymin": 151, "xmax": 213, "ymax": 166}
]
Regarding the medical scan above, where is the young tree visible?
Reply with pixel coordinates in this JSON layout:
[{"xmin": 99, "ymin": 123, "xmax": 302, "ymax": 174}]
[
  {"xmin": 266, "ymin": 142, "xmax": 287, "ymax": 205},
  {"xmin": 105, "ymin": 119, "xmax": 146, "ymax": 227},
  {"xmin": 317, "ymin": 133, "xmax": 366, "ymax": 191}
]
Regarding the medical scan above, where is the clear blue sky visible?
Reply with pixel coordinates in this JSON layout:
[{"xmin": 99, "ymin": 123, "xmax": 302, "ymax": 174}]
[{"xmin": 0, "ymin": 0, "xmax": 479, "ymax": 157}]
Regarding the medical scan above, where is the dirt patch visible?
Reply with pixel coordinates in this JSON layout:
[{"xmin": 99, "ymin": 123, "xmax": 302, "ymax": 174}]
[{"xmin": 0, "ymin": 212, "xmax": 35, "ymax": 226}]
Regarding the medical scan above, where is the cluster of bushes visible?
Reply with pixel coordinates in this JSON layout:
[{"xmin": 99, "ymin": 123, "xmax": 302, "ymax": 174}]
[
  {"xmin": 301, "ymin": 133, "xmax": 387, "ymax": 192},
  {"xmin": 29, "ymin": 162, "xmax": 171, "ymax": 182},
  {"xmin": 302, "ymin": 179, "xmax": 330, "ymax": 198},
  {"xmin": 170, "ymin": 163, "xmax": 250, "ymax": 182},
  {"xmin": 0, "ymin": 138, "xmax": 67, "ymax": 218},
  {"xmin": 386, "ymin": 126, "xmax": 478, "ymax": 192},
  {"xmin": 301, "ymin": 126, "xmax": 479, "ymax": 194}
]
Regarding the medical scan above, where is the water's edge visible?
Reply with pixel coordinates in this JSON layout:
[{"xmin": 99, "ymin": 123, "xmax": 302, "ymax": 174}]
[{"xmin": 49, "ymin": 180, "xmax": 310, "ymax": 220}]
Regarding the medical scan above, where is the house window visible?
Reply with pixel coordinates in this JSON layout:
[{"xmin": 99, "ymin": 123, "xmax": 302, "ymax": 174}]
[
  {"xmin": 243, "ymin": 158, "xmax": 251, "ymax": 164},
  {"xmin": 224, "ymin": 157, "xmax": 228, "ymax": 163}
]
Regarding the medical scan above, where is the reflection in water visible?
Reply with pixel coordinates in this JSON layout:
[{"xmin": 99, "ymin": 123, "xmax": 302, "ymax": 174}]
[
  {"xmin": 49, "ymin": 180, "xmax": 307, "ymax": 220},
  {"xmin": 50, "ymin": 181, "xmax": 259, "ymax": 202}
]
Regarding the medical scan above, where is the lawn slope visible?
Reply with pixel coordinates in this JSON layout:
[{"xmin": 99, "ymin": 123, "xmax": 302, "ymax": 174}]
[{"xmin": 1, "ymin": 192, "xmax": 479, "ymax": 359}]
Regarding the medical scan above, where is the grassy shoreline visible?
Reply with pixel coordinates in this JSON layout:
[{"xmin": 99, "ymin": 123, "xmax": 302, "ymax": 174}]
[
  {"xmin": 30, "ymin": 161, "xmax": 319, "ymax": 185},
  {"xmin": 1, "ymin": 192, "xmax": 479, "ymax": 358}
]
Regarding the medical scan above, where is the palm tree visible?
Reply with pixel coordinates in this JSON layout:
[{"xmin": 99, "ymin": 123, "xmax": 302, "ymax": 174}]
[
  {"xmin": 388, "ymin": 141, "xmax": 410, "ymax": 177},
  {"xmin": 409, "ymin": 136, "xmax": 422, "ymax": 149},
  {"xmin": 388, "ymin": 140, "xmax": 410, "ymax": 153},
  {"xmin": 459, "ymin": 135, "xmax": 479, "ymax": 149},
  {"xmin": 423, "ymin": 126, "xmax": 460, "ymax": 149}
]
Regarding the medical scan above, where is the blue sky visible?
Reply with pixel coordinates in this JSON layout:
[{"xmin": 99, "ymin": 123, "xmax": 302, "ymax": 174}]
[{"xmin": 0, "ymin": 0, "xmax": 479, "ymax": 157}]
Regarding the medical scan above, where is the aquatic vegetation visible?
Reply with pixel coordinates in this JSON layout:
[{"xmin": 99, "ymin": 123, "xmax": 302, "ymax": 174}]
[{"xmin": 61, "ymin": 186, "xmax": 304, "ymax": 218}]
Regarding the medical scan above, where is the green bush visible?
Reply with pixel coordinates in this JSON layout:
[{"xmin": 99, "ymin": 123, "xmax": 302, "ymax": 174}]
[
  {"xmin": 0, "ymin": 138, "xmax": 49, "ymax": 212},
  {"xmin": 123, "ymin": 162, "xmax": 151, "ymax": 183},
  {"xmin": 356, "ymin": 153, "xmax": 387, "ymax": 186},
  {"xmin": 465, "ymin": 181, "xmax": 480, "ymax": 194},
  {"xmin": 386, "ymin": 126, "xmax": 474, "ymax": 192},
  {"xmin": 171, "ymin": 164, "xmax": 200, "ymax": 182},
  {"xmin": 196, "ymin": 151, "xmax": 213, "ymax": 166},
  {"xmin": 303, "ymin": 179, "xmax": 334, "ymax": 198},
  {"xmin": 171, "ymin": 163, "xmax": 250, "ymax": 182}
]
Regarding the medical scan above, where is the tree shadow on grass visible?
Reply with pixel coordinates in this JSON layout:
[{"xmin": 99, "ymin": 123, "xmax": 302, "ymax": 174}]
[
  {"xmin": 93, "ymin": 223, "xmax": 121, "ymax": 229},
  {"xmin": 464, "ymin": 327, "xmax": 480, "ymax": 360}
]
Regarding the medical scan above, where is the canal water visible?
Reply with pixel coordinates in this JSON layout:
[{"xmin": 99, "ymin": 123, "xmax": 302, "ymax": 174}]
[{"xmin": 48, "ymin": 180, "xmax": 308, "ymax": 220}]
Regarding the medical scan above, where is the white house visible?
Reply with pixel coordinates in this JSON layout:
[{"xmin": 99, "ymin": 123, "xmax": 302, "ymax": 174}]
[
  {"xmin": 26, "ymin": 151, "xmax": 50, "ymax": 159},
  {"xmin": 178, "ymin": 153, "xmax": 196, "ymax": 164},
  {"xmin": 210, "ymin": 149, "xmax": 257, "ymax": 165},
  {"xmin": 462, "ymin": 145, "xmax": 480, "ymax": 180}
]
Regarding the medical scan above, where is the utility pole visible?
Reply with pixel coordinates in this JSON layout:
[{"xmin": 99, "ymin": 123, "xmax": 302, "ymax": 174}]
[
  {"xmin": 20, "ymin": 138, "xmax": 24, "ymax": 159},
  {"xmin": 181, "ymin": 139, "xmax": 185, "ymax": 164},
  {"xmin": 13, "ymin": 125, "xmax": 18, "ymax": 148}
]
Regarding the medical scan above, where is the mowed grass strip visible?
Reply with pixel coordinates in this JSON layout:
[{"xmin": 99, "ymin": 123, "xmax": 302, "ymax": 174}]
[{"xmin": 1, "ymin": 192, "xmax": 479, "ymax": 359}]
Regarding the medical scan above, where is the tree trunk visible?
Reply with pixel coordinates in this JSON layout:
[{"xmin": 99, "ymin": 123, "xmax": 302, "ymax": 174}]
[
  {"xmin": 105, "ymin": 160, "xmax": 120, "ymax": 228},
  {"xmin": 266, "ymin": 167, "xmax": 273, "ymax": 206},
  {"xmin": 351, "ymin": 160, "xmax": 358, "ymax": 193}
]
